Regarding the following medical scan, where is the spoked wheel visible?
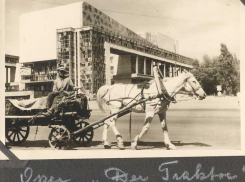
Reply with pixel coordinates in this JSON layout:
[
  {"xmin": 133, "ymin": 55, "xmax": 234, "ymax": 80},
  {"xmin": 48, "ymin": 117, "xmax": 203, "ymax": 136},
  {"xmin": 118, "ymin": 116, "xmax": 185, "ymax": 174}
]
[
  {"xmin": 5, "ymin": 126, "xmax": 30, "ymax": 145},
  {"xmin": 48, "ymin": 126, "xmax": 71, "ymax": 150},
  {"xmin": 72, "ymin": 120, "xmax": 94, "ymax": 146}
]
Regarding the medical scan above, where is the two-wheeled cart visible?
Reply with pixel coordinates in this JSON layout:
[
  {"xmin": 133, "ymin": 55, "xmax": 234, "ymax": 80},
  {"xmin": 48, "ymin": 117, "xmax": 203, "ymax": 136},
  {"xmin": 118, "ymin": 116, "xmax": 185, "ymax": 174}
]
[
  {"xmin": 5, "ymin": 92, "xmax": 94, "ymax": 149},
  {"xmin": 5, "ymin": 66, "xmax": 165, "ymax": 149},
  {"xmin": 5, "ymin": 93, "xmax": 164, "ymax": 150}
]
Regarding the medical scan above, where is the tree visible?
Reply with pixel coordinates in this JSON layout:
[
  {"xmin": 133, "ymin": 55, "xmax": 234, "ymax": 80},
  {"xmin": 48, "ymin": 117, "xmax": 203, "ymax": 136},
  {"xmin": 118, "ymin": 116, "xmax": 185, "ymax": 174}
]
[
  {"xmin": 191, "ymin": 59, "xmax": 200, "ymax": 68},
  {"xmin": 216, "ymin": 44, "xmax": 240, "ymax": 95},
  {"xmin": 191, "ymin": 44, "xmax": 240, "ymax": 95}
]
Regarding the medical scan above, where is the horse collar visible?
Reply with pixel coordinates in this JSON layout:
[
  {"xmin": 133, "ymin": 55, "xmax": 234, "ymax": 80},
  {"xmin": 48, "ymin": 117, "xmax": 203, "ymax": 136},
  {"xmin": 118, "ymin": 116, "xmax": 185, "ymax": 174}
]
[
  {"xmin": 157, "ymin": 80, "xmax": 176, "ymax": 103},
  {"xmin": 163, "ymin": 94, "xmax": 176, "ymax": 103}
]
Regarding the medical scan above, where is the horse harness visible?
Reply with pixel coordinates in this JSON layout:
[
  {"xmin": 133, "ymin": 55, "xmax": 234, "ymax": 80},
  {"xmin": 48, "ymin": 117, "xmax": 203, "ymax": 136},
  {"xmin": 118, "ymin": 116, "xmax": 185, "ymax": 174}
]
[
  {"xmin": 101, "ymin": 79, "xmax": 177, "ymax": 111},
  {"xmin": 138, "ymin": 79, "xmax": 177, "ymax": 110},
  {"xmin": 140, "ymin": 80, "xmax": 176, "ymax": 107},
  {"xmin": 102, "ymin": 84, "xmax": 141, "ymax": 109},
  {"xmin": 154, "ymin": 79, "xmax": 176, "ymax": 103}
]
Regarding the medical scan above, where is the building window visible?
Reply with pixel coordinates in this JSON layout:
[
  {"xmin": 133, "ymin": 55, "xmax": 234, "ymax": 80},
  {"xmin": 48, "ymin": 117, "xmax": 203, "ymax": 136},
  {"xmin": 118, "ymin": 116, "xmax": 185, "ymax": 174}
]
[
  {"xmin": 131, "ymin": 56, "xmax": 136, "ymax": 73},
  {"xmin": 138, "ymin": 56, "xmax": 144, "ymax": 74},
  {"xmin": 26, "ymin": 86, "xmax": 30, "ymax": 91},
  {"xmin": 86, "ymin": 82, "xmax": 91, "ymax": 90},
  {"xmin": 110, "ymin": 66, "xmax": 114, "ymax": 76},
  {"xmin": 165, "ymin": 64, "xmax": 170, "ymax": 77},
  {"xmin": 41, "ymin": 85, "xmax": 45, "ymax": 91},
  {"xmin": 146, "ymin": 58, "xmax": 151, "ymax": 75},
  {"xmin": 159, "ymin": 63, "xmax": 165, "ymax": 77},
  {"xmin": 46, "ymin": 84, "xmax": 51, "ymax": 91},
  {"xmin": 171, "ymin": 65, "xmax": 174, "ymax": 77}
]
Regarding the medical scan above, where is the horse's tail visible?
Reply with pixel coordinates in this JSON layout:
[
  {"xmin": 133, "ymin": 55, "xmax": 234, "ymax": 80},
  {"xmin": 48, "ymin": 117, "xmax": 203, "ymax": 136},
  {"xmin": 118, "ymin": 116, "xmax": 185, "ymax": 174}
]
[{"xmin": 97, "ymin": 85, "xmax": 111, "ymax": 113}]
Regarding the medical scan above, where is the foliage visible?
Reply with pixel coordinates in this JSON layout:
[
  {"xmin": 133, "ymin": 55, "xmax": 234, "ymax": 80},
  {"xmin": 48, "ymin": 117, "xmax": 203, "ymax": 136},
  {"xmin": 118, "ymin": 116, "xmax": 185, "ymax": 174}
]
[{"xmin": 191, "ymin": 44, "xmax": 240, "ymax": 95}]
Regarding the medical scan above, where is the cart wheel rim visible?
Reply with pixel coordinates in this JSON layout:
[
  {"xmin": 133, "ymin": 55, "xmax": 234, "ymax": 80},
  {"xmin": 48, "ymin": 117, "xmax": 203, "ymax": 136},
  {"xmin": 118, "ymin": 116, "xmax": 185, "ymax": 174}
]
[
  {"xmin": 5, "ymin": 126, "xmax": 30, "ymax": 145},
  {"xmin": 48, "ymin": 126, "xmax": 71, "ymax": 150},
  {"xmin": 72, "ymin": 121, "xmax": 94, "ymax": 146}
]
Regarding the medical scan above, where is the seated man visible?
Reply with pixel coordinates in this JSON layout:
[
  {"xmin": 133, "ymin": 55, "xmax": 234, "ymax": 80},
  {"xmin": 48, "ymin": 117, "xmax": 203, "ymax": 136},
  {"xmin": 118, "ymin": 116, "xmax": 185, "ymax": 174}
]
[{"xmin": 42, "ymin": 65, "xmax": 74, "ymax": 117}]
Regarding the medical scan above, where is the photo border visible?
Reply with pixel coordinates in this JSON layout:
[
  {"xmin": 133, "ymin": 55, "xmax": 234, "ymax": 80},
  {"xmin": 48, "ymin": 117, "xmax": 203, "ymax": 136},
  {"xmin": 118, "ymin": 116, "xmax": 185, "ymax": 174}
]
[{"xmin": 1, "ymin": 0, "xmax": 245, "ymax": 160}]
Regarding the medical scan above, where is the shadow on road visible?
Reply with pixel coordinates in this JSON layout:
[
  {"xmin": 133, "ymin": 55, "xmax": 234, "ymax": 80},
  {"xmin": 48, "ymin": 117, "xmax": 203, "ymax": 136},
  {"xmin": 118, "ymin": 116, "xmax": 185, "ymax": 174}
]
[
  {"xmin": 126, "ymin": 141, "xmax": 212, "ymax": 150},
  {"xmin": 172, "ymin": 141, "xmax": 212, "ymax": 147},
  {"xmin": 6, "ymin": 140, "xmax": 50, "ymax": 149},
  {"xmin": 6, "ymin": 140, "xmax": 104, "ymax": 149},
  {"xmin": 96, "ymin": 141, "xmax": 212, "ymax": 150},
  {"xmin": 6, "ymin": 140, "xmax": 212, "ymax": 150}
]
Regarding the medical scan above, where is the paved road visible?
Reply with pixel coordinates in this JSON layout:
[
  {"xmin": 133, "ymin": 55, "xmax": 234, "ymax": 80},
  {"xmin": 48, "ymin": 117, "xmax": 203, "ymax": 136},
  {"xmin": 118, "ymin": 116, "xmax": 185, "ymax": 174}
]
[{"xmin": 6, "ymin": 96, "xmax": 240, "ymax": 150}]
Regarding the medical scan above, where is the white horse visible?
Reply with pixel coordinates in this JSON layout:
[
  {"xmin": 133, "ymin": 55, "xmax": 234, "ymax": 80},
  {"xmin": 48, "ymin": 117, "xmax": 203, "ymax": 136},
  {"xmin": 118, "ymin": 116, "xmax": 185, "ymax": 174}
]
[{"xmin": 97, "ymin": 70, "xmax": 206, "ymax": 150}]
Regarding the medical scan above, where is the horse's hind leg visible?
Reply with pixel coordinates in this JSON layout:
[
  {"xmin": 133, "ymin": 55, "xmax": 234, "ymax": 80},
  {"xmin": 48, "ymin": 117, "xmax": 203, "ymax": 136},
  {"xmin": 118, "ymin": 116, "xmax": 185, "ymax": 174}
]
[
  {"xmin": 131, "ymin": 111, "xmax": 154, "ymax": 150},
  {"xmin": 102, "ymin": 119, "xmax": 111, "ymax": 149},
  {"xmin": 108, "ymin": 109, "xmax": 125, "ymax": 150},
  {"xmin": 158, "ymin": 111, "xmax": 176, "ymax": 150}
]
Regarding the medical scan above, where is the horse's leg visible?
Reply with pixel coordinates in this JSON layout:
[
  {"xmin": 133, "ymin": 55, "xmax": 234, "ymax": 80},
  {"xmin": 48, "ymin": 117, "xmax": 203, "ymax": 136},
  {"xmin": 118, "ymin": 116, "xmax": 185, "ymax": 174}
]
[
  {"xmin": 131, "ymin": 111, "xmax": 154, "ymax": 150},
  {"xmin": 108, "ymin": 108, "xmax": 125, "ymax": 150},
  {"xmin": 158, "ymin": 111, "xmax": 177, "ymax": 150},
  {"xmin": 102, "ymin": 119, "xmax": 111, "ymax": 149}
]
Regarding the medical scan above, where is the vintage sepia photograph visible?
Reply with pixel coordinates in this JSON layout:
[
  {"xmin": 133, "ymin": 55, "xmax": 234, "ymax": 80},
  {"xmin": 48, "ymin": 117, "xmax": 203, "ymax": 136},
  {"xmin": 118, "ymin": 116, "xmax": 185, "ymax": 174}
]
[{"xmin": 3, "ymin": 0, "xmax": 242, "ymax": 156}]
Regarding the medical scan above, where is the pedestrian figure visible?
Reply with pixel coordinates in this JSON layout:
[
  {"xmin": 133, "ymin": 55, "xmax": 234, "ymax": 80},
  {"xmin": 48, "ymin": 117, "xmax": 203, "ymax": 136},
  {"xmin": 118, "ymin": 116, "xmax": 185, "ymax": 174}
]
[{"xmin": 237, "ymin": 92, "xmax": 240, "ymax": 106}]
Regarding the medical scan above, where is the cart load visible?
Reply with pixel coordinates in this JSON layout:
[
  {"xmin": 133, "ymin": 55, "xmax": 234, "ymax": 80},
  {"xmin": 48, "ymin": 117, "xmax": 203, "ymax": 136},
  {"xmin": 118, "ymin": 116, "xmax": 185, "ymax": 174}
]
[{"xmin": 5, "ymin": 93, "xmax": 89, "ymax": 117}]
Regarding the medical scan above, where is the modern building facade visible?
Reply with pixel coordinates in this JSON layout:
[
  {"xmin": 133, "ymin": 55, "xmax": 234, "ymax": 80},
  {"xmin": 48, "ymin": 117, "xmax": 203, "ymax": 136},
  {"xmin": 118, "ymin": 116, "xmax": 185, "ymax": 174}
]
[{"xmin": 19, "ymin": 2, "xmax": 193, "ymax": 95}]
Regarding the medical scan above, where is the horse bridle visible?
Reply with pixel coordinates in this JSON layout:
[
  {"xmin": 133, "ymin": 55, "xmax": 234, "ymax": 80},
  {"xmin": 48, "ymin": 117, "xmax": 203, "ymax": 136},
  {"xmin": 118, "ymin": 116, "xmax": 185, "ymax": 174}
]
[{"xmin": 186, "ymin": 76, "xmax": 202, "ymax": 95}]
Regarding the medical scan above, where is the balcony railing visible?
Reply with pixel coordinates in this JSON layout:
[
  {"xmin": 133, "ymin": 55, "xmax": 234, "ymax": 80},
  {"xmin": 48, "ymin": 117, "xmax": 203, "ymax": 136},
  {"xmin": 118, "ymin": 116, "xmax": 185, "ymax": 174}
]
[
  {"xmin": 30, "ymin": 74, "xmax": 57, "ymax": 81},
  {"xmin": 21, "ymin": 73, "xmax": 57, "ymax": 82}
]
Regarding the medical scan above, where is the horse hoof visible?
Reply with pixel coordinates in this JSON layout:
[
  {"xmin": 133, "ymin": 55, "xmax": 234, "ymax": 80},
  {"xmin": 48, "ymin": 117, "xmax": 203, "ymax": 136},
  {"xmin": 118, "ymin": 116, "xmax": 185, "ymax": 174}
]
[
  {"xmin": 103, "ymin": 141, "xmax": 111, "ymax": 149},
  {"xmin": 118, "ymin": 144, "xmax": 125, "ymax": 150},
  {"xmin": 117, "ymin": 141, "xmax": 125, "ymax": 150},
  {"xmin": 165, "ymin": 144, "xmax": 177, "ymax": 150},
  {"xmin": 131, "ymin": 145, "xmax": 137, "ymax": 150},
  {"xmin": 131, "ymin": 142, "xmax": 137, "ymax": 150},
  {"xmin": 104, "ymin": 145, "xmax": 111, "ymax": 149}
]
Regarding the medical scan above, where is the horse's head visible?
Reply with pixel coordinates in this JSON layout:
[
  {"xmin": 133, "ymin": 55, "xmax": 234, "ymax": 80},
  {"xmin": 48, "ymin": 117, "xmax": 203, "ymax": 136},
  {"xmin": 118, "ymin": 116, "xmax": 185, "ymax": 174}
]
[{"xmin": 183, "ymin": 71, "xmax": 206, "ymax": 100}]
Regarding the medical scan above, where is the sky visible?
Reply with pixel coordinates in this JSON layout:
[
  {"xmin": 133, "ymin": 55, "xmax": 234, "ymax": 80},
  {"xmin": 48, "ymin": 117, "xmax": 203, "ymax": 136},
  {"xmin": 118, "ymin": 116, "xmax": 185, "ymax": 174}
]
[{"xmin": 5, "ymin": 0, "xmax": 243, "ymax": 62}]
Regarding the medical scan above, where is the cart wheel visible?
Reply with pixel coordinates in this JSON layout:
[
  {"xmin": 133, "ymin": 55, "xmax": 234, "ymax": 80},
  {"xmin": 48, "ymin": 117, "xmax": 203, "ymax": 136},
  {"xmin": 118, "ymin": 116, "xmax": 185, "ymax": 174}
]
[
  {"xmin": 48, "ymin": 126, "xmax": 71, "ymax": 150},
  {"xmin": 72, "ymin": 121, "xmax": 94, "ymax": 146},
  {"xmin": 5, "ymin": 126, "xmax": 30, "ymax": 145}
]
